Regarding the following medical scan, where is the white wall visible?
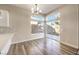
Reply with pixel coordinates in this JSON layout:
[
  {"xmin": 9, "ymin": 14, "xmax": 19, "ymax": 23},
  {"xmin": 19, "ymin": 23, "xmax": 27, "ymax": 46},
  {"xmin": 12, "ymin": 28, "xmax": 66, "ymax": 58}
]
[
  {"xmin": 78, "ymin": 5, "xmax": 79, "ymax": 54},
  {"xmin": 59, "ymin": 5, "xmax": 78, "ymax": 49},
  {"xmin": 0, "ymin": 5, "xmax": 31, "ymax": 44},
  {"xmin": 78, "ymin": 5, "xmax": 79, "ymax": 48}
]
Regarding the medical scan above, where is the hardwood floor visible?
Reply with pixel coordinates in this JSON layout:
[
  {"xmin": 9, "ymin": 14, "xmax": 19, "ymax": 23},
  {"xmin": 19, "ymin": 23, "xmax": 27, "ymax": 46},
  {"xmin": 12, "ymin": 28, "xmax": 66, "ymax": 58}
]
[{"xmin": 7, "ymin": 38, "xmax": 78, "ymax": 55}]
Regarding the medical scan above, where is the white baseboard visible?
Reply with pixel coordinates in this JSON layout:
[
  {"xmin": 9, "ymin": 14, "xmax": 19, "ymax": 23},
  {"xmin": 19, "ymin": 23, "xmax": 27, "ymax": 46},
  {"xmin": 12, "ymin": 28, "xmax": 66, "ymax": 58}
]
[
  {"xmin": 12, "ymin": 33, "xmax": 44, "ymax": 44},
  {"xmin": 60, "ymin": 41, "xmax": 78, "ymax": 49}
]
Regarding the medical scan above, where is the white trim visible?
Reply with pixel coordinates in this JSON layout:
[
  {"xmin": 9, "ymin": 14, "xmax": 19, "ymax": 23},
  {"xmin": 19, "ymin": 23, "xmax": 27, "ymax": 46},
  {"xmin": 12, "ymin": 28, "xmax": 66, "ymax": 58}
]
[
  {"xmin": 12, "ymin": 33, "xmax": 44, "ymax": 44},
  {"xmin": 60, "ymin": 41, "xmax": 79, "ymax": 49}
]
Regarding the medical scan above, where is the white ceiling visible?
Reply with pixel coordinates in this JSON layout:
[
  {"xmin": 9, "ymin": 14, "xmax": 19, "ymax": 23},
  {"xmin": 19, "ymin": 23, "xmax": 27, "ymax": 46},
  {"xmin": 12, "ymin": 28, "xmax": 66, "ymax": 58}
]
[{"xmin": 12, "ymin": 4, "xmax": 62, "ymax": 14}]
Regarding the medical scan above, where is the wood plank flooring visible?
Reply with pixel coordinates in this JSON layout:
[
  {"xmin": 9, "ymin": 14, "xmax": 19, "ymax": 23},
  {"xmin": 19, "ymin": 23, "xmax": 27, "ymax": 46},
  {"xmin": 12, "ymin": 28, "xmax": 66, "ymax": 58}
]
[{"xmin": 7, "ymin": 38, "xmax": 78, "ymax": 55}]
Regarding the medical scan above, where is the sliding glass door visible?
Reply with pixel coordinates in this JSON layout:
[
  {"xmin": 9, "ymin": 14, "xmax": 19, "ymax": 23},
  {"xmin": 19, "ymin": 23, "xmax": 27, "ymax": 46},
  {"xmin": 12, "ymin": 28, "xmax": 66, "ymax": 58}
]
[{"xmin": 46, "ymin": 11, "xmax": 60, "ymax": 41}]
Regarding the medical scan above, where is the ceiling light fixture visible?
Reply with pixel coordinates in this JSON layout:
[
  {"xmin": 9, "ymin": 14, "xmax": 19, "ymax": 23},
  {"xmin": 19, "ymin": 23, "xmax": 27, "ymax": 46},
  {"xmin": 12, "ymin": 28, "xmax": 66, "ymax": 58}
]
[{"xmin": 31, "ymin": 4, "xmax": 42, "ymax": 15}]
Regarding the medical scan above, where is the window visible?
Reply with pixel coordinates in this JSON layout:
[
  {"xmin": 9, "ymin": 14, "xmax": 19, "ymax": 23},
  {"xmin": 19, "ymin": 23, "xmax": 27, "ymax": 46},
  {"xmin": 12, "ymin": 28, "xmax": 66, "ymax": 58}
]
[
  {"xmin": 31, "ymin": 15, "xmax": 44, "ymax": 34},
  {"xmin": 0, "ymin": 10, "xmax": 9, "ymax": 27}
]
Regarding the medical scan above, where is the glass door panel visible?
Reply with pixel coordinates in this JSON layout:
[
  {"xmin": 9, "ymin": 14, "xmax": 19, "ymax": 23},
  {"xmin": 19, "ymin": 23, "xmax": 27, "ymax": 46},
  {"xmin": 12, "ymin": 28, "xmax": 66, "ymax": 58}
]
[{"xmin": 46, "ymin": 12, "xmax": 60, "ymax": 41}]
